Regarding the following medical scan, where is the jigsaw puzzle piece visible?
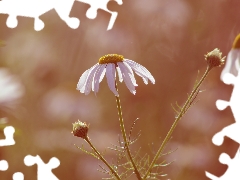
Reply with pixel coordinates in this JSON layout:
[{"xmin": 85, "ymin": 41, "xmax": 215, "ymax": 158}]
[
  {"xmin": 54, "ymin": 0, "xmax": 80, "ymax": 29},
  {"xmin": 0, "ymin": 126, "xmax": 15, "ymax": 146},
  {"xmin": 206, "ymin": 171, "xmax": 219, "ymax": 180},
  {"xmin": 221, "ymin": 73, "xmax": 236, "ymax": 85},
  {"xmin": 12, "ymin": 172, "xmax": 24, "ymax": 180},
  {"xmin": 24, "ymin": 155, "xmax": 60, "ymax": 180},
  {"xmin": 76, "ymin": 0, "xmax": 122, "ymax": 30},
  {"xmin": 0, "ymin": 160, "xmax": 8, "ymax": 171},
  {"xmin": 0, "ymin": 0, "xmax": 79, "ymax": 31},
  {"xmin": 212, "ymin": 123, "xmax": 240, "ymax": 145},
  {"xmin": 206, "ymin": 148, "xmax": 240, "ymax": 180},
  {"xmin": 0, "ymin": 0, "xmax": 53, "ymax": 31},
  {"xmin": 216, "ymin": 100, "xmax": 229, "ymax": 111}
]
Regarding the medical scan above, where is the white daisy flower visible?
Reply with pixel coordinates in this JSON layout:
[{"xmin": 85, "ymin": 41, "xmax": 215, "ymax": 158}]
[
  {"xmin": 220, "ymin": 34, "xmax": 240, "ymax": 82},
  {"xmin": 77, "ymin": 54, "xmax": 155, "ymax": 96}
]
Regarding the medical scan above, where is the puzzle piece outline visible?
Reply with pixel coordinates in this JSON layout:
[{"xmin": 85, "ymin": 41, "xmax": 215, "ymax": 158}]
[
  {"xmin": 0, "ymin": 126, "xmax": 15, "ymax": 146},
  {"xmin": 0, "ymin": 0, "xmax": 123, "ymax": 31},
  {"xmin": 24, "ymin": 155, "xmax": 60, "ymax": 180},
  {"xmin": 206, "ymin": 49, "xmax": 240, "ymax": 179},
  {"xmin": 0, "ymin": 125, "xmax": 60, "ymax": 180}
]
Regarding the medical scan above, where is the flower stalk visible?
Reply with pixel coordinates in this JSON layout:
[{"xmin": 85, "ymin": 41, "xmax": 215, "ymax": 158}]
[
  {"xmin": 72, "ymin": 120, "xmax": 121, "ymax": 180},
  {"xmin": 115, "ymin": 82, "xmax": 142, "ymax": 180},
  {"xmin": 143, "ymin": 66, "xmax": 211, "ymax": 179},
  {"xmin": 143, "ymin": 49, "xmax": 225, "ymax": 179},
  {"xmin": 84, "ymin": 136, "xmax": 121, "ymax": 180}
]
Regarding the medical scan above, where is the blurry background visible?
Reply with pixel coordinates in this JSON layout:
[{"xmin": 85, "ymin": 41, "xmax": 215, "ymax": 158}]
[{"xmin": 0, "ymin": 0, "xmax": 240, "ymax": 179}]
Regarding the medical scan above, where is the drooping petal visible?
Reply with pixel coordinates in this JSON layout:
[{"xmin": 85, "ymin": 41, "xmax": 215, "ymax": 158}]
[
  {"xmin": 125, "ymin": 59, "xmax": 155, "ymax": 84},
  {"xmin": 124, "ymin": 60, "xmax": 149, "ymax": 84},
  {"xmin": 99, "ymin": 68, "xmax": 106, "ymax": 83},
  {"xmin": 116, "ymin": 66, "xmax": 123, "ymax": 82},
  {"xmin": 125, "ymin": 62, "xmax": 149, "ymax": 84},
  {"xmin": 122, "ymin": 61, "xmax": 138, "ymax": 86},
  {"xmin": 106, "ymin": 63, "xmax": 118, "ymax": 96},
  {"xmin": 117, "ymin": 62, "xmax": 136, "ymax": 95},
  {"xmin": 134, "ymin": 71, "xmax": 148, "ymax": 84},
  {"xmin": 93, "ymin": 64, "xmax": 107, "ymax": 94},
  {"xmin": 77, "ymin": 69, "xmax": 90, "ymax": 91},
  {"xmin": 220, "ymin": 49, "xmax": 240, "ymax": 81},
  {"xmin": 77, "ymin": 64, "xmax": 98, "ymax": 92},
  {"xmin": 84, "ymin": 64, "xmax": 101, "ymax": 95}
]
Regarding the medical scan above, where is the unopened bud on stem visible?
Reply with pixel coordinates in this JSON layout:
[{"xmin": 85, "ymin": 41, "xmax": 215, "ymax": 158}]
[
  {"xmin": 205, "ymin": 48, "xmax": 225, "ymax": 69},
  {"xmin": 72, "ymin": 120, "xmax": 89, "ymax": 139}
]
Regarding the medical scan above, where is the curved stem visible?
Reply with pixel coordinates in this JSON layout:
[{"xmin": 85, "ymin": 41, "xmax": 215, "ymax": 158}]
[
  {"xmin": 143, "ymin": 66, "xmax": 211, "ymax": 179},
  {"xmin": 115, "ymin": 82, "xmax": 142, "ymax": 180},
  {"xmin": 85, "ymin": 136, "xmax": 121, "ymax": 180}
]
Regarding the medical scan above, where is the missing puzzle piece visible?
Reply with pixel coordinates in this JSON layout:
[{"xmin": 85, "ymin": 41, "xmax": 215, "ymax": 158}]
[
  {"xmin": 0, "ymin": 0, "xmax": 80, "ymax": 31},
  {"xmin": 212, "ymin": 122, "xmax": 240, "ymax": 146},
  {"xmin": 0, "ymin": 126, "xmax": 15, "ymax": 146},
  {"xmin": 76, "ymin": 0, "xmax": 122, "ymax": 30},
  {"xmin": 214, "ymin": 69, "xmax": 240, "ymax": 146},
  {"xmin": 0, "ymin": 160, "xmax": 8, "ymax": 171},
  {"xmin": 0, "ymin": 0, "xmax": 123, "ymax": 31},
  {"xmin": 24, "ymin": 155, "xmax": 60, "ymax": 180},
  {"xmin": 206, "ymin": 147, "xmax": 240, "ymax": 180}
]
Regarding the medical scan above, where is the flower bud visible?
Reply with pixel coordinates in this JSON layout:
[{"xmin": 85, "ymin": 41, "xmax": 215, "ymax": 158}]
[
  {"xmin": 72, "ymin": 120, "xmax": 89, "ymax": 139},
  {"xmin": 205, "ymin": 48, "xmax": 225, "ymax": 69}
]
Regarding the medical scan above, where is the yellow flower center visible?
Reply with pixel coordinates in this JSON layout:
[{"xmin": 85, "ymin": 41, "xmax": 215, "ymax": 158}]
[
  {"xmin": 232, "ymin": 34, "xmax": 240, "ymax": 49},
  {"xmin": 99, "ymin": 54, "xmax": 124, "ymax": 64}
]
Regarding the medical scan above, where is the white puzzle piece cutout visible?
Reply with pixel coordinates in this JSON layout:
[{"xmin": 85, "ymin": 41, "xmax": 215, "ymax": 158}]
[
  {"xmin": 0, "ymin": 160, "xmax": 25, "ymax": 180},
  {"xmin": 0, "ymin": 0, "xmax": 123, "ymax": 31},
  {"xmin": 0, "ymin": 160, "xmax": 8, "ymax": 171},
  {"xmin": 76, "ymin": 0, "xmax": 123, "ymax": 30},
  {"xmin": 12, "ymin": 172, "xmax": 24, "ymax": 180},
  {"xmin": 24, "ymin": 155, "xmax": 60, "ymax": 180},
  {"xmin": 205, "ymin": 51, "xmax": 240, "ymax": 179},
  {"xmin": 206, "ymin": 148, "xmax": 240, "ymax": 180},
  {"xmin": 0, "ymin": 0, "xmax": 79, "ymax": 31},
  {"xmin": 0, "ymin": 126, "xmax": 15, "ymax": 146}
]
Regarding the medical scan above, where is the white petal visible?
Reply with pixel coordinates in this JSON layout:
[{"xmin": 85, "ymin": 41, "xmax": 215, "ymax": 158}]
[
  {"xmin": 77, "ymin": 64, "xmax": 98, "ymax": 92},
  {"xmin": 122, "ymin": 61, "xmax": 138, "ymax": 86},
  {"xmin": 135, "ymin": 71, "xmax": 148, "ymax": 84},
  {"xmin": 93, "ymin": 64, "xmax": 106, "ymax": 94},
  {"xmin": 99, "ymin": 68, "xmax": 106, "ymax": 83},
  {"xmin": 118, "ymin": 62, "xmax": 136, "ymax": 95},
  {"xmin": 106, "ymin": 63, "xmax": 118, "ymax": 96},
  {"xmin": 220, "ymin": 49, "xmax": 240, "ymax": 81},
  {"xmin": 77, "ymin": 69, "xmax": 90, "ymax": 91},
  {"xmin": 84, "ymin": 64, "xmax": 100, "ymax": 95},
  {"xmin": 116, "ymin": 66, "xmax": 123, "ymax": 82},
  {"xmin": 124, "ymin": 60, "xmax": 149, "ymax": 84},
  {"xmin": 125, "ymin": 59, "xmax": 155, "ymax": 84}
]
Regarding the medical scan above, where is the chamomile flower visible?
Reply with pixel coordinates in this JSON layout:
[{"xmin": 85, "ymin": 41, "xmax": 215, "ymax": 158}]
[
  {"xmin": 77, "ymin": 54, "xmax": 155, "ymax": 96},
  {"xmin": 220, "ymin": 34, "xmax": 240, "ymax": 81}
]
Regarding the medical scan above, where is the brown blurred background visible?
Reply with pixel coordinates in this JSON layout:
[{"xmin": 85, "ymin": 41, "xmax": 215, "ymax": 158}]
[{"xmin": 0, "ymin": 0, "xmax": 240, "ymax": 179}]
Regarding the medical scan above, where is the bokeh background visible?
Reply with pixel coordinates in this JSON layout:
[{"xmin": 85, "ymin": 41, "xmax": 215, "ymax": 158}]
[{"xmin": 0, "ymin": 0, "xmax": 240, "ymax": 179}]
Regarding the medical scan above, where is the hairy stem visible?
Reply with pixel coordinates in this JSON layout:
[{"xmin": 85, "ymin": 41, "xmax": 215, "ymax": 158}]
[
  {"xmin": 143, "ymin": 66, "xmax": 211, "ymax": 179},
  {"xmin": 115, "ymin": 82, "xmax": 142, "ymax": 180},
  {"xmin": 85, "ymin": 136, "xmax": 121, "ymax": 180}
]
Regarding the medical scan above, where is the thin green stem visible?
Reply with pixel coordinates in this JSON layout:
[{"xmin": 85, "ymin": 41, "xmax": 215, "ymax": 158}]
[
  {"xmin": 143, "ymin": 66, "xmax": 211, "ymax": 179},
  {"xmin": 84, "ymin": 136, "xmax": 121, "ymax": 180},
  {"xmin": 115, "ymin": 82, "xmax": 142, "ymax": 180}
]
